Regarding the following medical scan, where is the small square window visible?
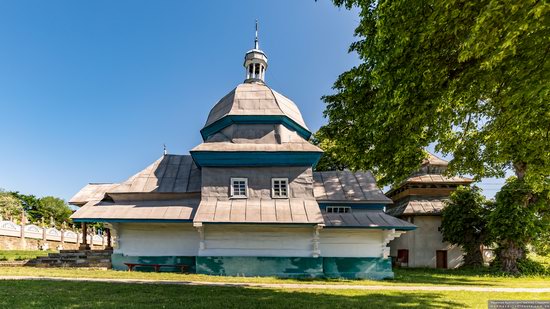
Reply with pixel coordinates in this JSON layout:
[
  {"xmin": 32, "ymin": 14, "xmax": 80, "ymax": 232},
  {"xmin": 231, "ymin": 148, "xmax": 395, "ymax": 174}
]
[
  {"xmin": 326, "ymin": 206, "xmax": 351, "ymax": 213},
  {"xmin": 230, "ymin": 178, "xmax": 248, "ymax": 198},
  {"xmin": 272, "ymin": 178, "xmax": 289, "ymax": 198}
]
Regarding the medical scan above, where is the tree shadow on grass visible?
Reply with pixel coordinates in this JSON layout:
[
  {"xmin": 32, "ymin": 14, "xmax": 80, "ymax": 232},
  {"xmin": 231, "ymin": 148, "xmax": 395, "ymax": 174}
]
[{"xmin": 0, "ymin": 280, "xmax": 464, "ymax": 308}]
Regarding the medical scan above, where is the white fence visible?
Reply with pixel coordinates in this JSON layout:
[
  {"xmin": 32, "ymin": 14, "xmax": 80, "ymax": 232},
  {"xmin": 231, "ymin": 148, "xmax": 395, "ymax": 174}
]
[{"xmin": 0, "ymin": 220, "xmax": 106, "ymax": 246}]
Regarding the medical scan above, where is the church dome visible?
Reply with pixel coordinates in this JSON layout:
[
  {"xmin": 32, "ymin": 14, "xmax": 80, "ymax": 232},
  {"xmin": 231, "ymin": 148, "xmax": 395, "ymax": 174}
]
[
  {"xmin": 199, "ymin": 22, "xmax": 311, "ymax": 142},
  {"xmin": 203, "ymin": 82, "xmax": 308, "ymax": 131}
]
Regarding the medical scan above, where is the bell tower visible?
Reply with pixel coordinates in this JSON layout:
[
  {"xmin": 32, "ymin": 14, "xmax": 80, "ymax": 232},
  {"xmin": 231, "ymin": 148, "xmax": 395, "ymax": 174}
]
[{"xmin": 244, "ymin": 20, "xmax": 268, "ymax": 83}]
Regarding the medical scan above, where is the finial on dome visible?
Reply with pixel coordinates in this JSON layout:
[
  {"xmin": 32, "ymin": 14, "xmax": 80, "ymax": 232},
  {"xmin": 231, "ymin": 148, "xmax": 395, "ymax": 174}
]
[
  {"xmin": 254, "ymin": 19, "xmax": 259, "ymax": 50},
  {"xmin": 244, "ymin": 20, "xmax": 268, "ymax": 83}
]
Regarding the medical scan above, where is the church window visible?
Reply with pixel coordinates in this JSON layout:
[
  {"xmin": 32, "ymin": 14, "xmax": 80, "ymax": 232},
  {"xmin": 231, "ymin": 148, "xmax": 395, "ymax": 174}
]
[
  {"xmin": 326, "ymin": 206, "xmax": 351, "ymax": 213},
  {"xmin": 230, "ymin": 178, "xmax": 248, "ymax": 198},
  {"xmin": 272, "ymin": 178, "xmax": 289, "ymax": 198}
]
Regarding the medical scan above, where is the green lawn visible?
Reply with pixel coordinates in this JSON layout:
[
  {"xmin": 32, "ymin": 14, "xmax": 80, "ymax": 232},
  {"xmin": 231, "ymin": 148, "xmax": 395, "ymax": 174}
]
[
  {"xmin": 0, "ymin": 280, "xmax": 548, "ymax": 308},
  {"xmin": 0, "ymin": 266, "xmax": 549, "ymax": 288},
  {"xmin": 0, "ymin": 250, "xmax": 52, "ymax": 261}
]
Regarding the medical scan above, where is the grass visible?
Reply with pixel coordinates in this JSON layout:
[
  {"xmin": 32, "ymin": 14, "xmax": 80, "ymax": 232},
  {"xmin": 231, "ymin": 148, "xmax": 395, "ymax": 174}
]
[
  {"xmin": 0, "ymin": 266, "xmax": 549, "ymax": 288},
  {"xmin": 0, "ymin": 280, "xmax": 547, "ymax": 308},
  {"xmin": 0, "ymin": 250, "xmax": 52, "ymax": 261}
]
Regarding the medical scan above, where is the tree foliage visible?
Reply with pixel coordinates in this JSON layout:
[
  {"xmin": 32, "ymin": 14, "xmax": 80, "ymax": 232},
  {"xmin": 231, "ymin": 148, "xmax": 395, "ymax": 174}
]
[
  {"xmin": 323, "ymin": 0, "xmax": 550, "ymax": 188},
  {"xmin": 488, "ymin": 177, "xmax": 550, "ymax": 273},
  {"xmin": 0, "ymin": 190, "xmax": 72, "ymax": 226},
  {"xmin": 441, "ymin": 186, "xmax": 492, "ymax": 267},
  {"xmin": 312, "ymin": 131, "xmax": 348, "ymax": 171},
  {"xmin": 36, "ymin": 196, "xmax": 72, "ymax": 226},
  {"xmin": 9, "ymin": 191, "xmax": 41, "ymax": 221},
  {"xmin": 0, "ymin": 190, "xmax": 23, "ymax": 220}
]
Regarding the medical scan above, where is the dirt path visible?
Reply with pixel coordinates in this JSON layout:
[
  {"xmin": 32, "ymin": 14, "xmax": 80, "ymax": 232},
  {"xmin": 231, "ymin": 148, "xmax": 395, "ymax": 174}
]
[{"xmin": 1, "ymin": 275, "xmax": 549, "ymax": 293}]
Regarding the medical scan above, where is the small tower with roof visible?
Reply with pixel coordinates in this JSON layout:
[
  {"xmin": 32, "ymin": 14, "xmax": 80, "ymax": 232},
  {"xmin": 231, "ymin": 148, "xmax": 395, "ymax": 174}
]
[{"xmin": 244, "ymin": 20, "xmax": 268, "ymax": 83}]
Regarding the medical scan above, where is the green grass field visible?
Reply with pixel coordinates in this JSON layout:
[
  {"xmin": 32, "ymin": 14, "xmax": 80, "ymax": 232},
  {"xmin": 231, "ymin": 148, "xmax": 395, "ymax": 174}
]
[
  {"xmin": 0, "ymin": 250, "xmax": 52, "ymax": 261},
  {"xmin": 1, "ymin": 266, "xmax": 549, "ymax": 288},
  {"xmin": 0, "ymin": 280, "xmax": 547, "ymax": 308}
]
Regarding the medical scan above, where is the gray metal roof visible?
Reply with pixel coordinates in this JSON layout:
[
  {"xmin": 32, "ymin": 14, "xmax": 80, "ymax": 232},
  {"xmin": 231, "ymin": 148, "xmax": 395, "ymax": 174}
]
[
  {"xmin": 110, "ymin": 155, "xmax": 201, "ymax": 194},
  {"xmin": 194, "ymin": 198, "xmax": 323, "ymax": 224},
  {"xmin": 386, "ymin": 197, "xmax": 447, "ymax": 216},
  {"xmin": 313, "ymin": 171, "xmax": 392, "ymax": 204},
  {"xmin": 69, "ymin": 183, "xmax": 118, "ymax": 206},
  {"xmin": 70, "ymin": 199, "xmax": 199, "ymax": 221},
  {"xmin": 323, "ymin": 210, "xmax": 416, "ymax": 230},
  {"xmin": 406, "ymin": 174, "xmax": 473, "ymax": 184},
  {"xmin": 204, "ymin": 83, "xmax": 308, "ymax": 130}
]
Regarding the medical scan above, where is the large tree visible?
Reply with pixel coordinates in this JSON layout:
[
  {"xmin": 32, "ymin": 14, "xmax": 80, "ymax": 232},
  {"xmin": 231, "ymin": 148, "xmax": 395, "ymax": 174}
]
[
  {"xmin": 36, "ymin": 196, "xmax": 72, "ymax": 226},
  {"xmin": 0, "ymin": 190, "xmax": 23, "ymax": 220},
  {"xmin": 441, "ymin": 186, "xmax": 492, "ymax": 267},
  {"xmin": 323, "ymin": 0, "xmax": 550, "ymax": 272},
  {"xmin": 488, "ymin": 177, "xmax": 550, "ymax": 273},
  {"xmin": 9, "ymin": 191, "xmax": 41, "ymax": 221}
]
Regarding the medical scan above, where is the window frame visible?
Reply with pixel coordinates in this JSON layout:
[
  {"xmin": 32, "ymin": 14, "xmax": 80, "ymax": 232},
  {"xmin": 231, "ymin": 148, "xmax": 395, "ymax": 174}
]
[
  {"xmin": 271, "ymin": 178, "xmax": 289, "ymax": 199},
  {"xmin": 230, "ymin": 177, "xmax": 248, "ymax": 199},
  {"xmin": 325, "ymin": 206, "xmax": 352, "ymax": 214}
]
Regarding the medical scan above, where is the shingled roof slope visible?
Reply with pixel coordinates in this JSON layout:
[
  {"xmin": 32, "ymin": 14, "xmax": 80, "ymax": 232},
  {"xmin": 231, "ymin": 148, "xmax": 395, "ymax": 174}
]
[
  {"xmin": 69, "ymin": 183, "xmax": 118, "ymax": 206},
  {"xmin": 323, "ymin": 210, "xmax": 416, "ymax": 230},
  {"xmin": 71, "ymin": 199, "xmax": 199, "ymax": 222},
  {"xmin": 194, "ymin": 198, "xmax": 323, "ymax": 224},
  {"xmin": 313, "ymin": 171, "xmax": 392, "ymax": 204},
  {"xmin": 204, "ymin": 83, "xmax": 308, "ymax": 130},
  {"xmin": 386, "ymin": 197, "xmax": 447, "ymax": 216},
  {"xmin": 110, "ymin": 155, "xmax": 201, "ymax": 194}
]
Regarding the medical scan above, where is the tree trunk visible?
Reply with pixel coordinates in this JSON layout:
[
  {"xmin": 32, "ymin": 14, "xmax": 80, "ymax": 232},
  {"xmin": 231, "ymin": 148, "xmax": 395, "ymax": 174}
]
[
  {"xmin": 463, "ymin": 244, "xmax": 484, "ymax": 267},
  {"xmin": 500, "ymin": 240, "xmax": 524, "ymax": 274}
]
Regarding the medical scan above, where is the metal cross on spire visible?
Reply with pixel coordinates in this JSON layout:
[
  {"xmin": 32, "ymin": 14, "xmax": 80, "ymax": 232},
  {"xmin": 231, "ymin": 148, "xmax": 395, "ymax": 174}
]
[{"xmin": 254, "ymin": 19, "xmax": 259, "ymax": 50}]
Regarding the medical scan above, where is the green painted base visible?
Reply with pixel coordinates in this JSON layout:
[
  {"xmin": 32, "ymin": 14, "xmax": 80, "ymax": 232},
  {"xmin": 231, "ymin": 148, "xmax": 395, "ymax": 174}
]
[
  {"xmin": 111, "ymin": 253, "xmax": 195, "ymax": 272},
  {"xmin": 323, "ymin": 257, "xmax": 394, "ymax": 280},
  {"xmin": 112, "ymin": 254, "xmax": 394, "ymax": 280},
  {"xmin": 196, "ymin": 256, "xmax": 323, "ymax": 278}
]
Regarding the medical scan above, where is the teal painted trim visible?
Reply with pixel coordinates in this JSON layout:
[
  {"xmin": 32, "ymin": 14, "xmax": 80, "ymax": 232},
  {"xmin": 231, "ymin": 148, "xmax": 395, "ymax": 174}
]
[
  {"xmin": 323, "ymin": 257, "xmax": 394, "ymax": 280},
  {"xmin": 190, "ymin": 151, "xmax": 322, "ymax": 168},
  {"xmin": 200, "ymin": 115, "xmax": 312, "ymax": 141},
  {"xmin": 72, "ymin": 219, "xmax": 192, "ymax": 223},
  {"xmin": 196, "ymin": 256, "xmax": 323, "ymax": 278},
  {"xmin": 111, "ymin": 254, "xmax": 196, "ymax": 272},
  {"xmin": 324, "ymin": 226, "xmax": 416, "ymax": 231},
  {"xmin": 318, "ymin": 203, "xmax": 386, "ymax": 211}
]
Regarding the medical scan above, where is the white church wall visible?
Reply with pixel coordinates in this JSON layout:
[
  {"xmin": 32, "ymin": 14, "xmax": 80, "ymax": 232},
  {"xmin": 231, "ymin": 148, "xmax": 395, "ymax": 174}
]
[
  {"xmin": 116, "ymin": 223, "xmax": 199, "ymax": 256},
  {"xmin": 199, "ymin": 224, "xmax": 314, "ymax": 257},
  {"xmin": 320, "ymin": 229, "xmax": 384, "ymax": 257},
  {"xmin": 389, "ymin": 216, "xmax": 464, "ymax": 268}
]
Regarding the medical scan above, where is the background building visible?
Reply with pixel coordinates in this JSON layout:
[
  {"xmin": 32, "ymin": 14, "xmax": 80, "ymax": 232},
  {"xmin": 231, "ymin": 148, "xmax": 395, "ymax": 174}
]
[{"xmin": 386, "ymin": 153, "xmax": 473, "ymax": 269}]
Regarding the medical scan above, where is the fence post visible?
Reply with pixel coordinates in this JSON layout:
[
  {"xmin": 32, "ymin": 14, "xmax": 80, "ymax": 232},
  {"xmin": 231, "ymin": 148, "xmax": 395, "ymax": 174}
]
[
  {"xmin": 60, "ymin": 222, "xmax": 66, "ymax": 250},
  {"xmin": 20, "ymin": 212, "xmax": 27, "ymax": 249}
]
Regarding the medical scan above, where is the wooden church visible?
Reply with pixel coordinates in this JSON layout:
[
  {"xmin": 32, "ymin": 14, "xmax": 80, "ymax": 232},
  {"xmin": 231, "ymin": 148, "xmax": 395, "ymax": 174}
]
[{"xmin": 70, "ymin": 29, "xmax": 415, "ymax": 279}]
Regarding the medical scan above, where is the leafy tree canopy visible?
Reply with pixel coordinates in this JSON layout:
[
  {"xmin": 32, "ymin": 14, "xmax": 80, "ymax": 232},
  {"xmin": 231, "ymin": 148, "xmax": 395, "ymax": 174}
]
[
  {"xmin": 36, "ymin": 196, "xmax": 72, "ymax": 226},
  {"xmin": 488, "ymin": 177, "xmax": 550, "ymax": 273},
  {"xmin": 441, "ymin": 186, "xmax": 492, "ymax": 267},
  {"xmin": 9, "ymin": 191, "xmax": 41, "ymax": 220},
  {"xmin": 0, "ymin": 189, "xmax": 23, "ymax": 220},
  {"xmin": 312, "ymin": 131, "xmax": 348, "ymax": 171},
  {"xmin": 323, "ymin": 0, "xmax": 550, "ymax": 189}
]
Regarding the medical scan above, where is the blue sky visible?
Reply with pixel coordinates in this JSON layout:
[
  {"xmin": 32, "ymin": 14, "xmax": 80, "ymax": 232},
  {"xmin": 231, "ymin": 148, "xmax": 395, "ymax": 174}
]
[{"xmin": 0, "ymin": 1, "xmax": 505, "ymax": 201}]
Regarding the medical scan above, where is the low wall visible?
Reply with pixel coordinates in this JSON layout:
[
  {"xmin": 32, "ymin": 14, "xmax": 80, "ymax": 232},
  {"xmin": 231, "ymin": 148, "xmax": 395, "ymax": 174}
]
[{"xmin": 0, "ymin": 220, "xmax": 107, "ymax": 250}]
